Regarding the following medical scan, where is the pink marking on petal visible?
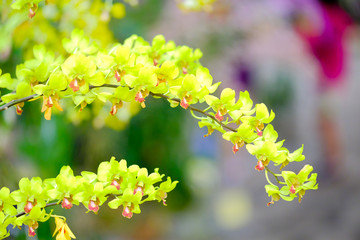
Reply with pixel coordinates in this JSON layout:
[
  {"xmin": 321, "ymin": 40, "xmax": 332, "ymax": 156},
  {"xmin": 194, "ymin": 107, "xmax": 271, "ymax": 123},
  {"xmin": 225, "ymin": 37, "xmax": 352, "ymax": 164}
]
[
  {"xmin": 46, "ymin": 96, "xmax": 54, "ymax": 108},
  {"xmin": 61, "ymin": 197, "xmax": 73, "ymax": 209},
  {"xmin": 111, "ymin": 179, "xmax": 121, "ymax": 190},
  {"xmin": 255, "ymin": 160, "xmax": 265, "ymax": 171},
  {"xmin": 135, "ymin": 91, "xmax": 145, "ymax": 103},
  {"xmin": 88, "ymin": 200, "xmax": 99, "ymax": 213},
  {"xmin": 215, "ymin": 109, "xmax": 223, "ymax": 122},
  {"xmin": 256, "ymin": 127, "xmax": 263, "ymax": 136},
  {"xmin": 122, "ymin": 206, "xmax": 133, "ymax": 219},
  {"xmin": 133, "ymin": 186, "xmax": 144, "ymax": 196},
  {"xmin": 115, "ymin": 71, "xmax": 121, "ymax": 82},
  {"xmin": 290, "ymin": 185, "xmax": 296, "ymax": 194},
  {"xmin": 16, "ymin": 105, "xmax": 23, "ymax": 115},
  {"xmin": 233, "ymin": 143, "xmax": 239, "ymax": 154},
  {"xmin": 24, "ymin": 201, "xmax": 35, "ymax": 213},
  {"xmin": 28, "ymin": 226, "xmax": 36, "ymax": 237},
  {"xmin": 180, "ymin": 97, "xmax": 189, "ymax": 109},
  {"xmin": 69, "ymin": 79, "xmax": 80, "ymax": 92},
  {"xmin": 29, "ymin": 8, "xmax": 36, "ymax": 18}
]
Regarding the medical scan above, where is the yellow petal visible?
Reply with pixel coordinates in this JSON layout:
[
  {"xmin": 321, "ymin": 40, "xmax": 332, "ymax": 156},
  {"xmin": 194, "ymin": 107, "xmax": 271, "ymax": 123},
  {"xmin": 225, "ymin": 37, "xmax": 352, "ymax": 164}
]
[
  {"xmin": 56, "ymin": 228, "xmax": 66, "ymax": 240},
  {"xmin": 64, "ymin": 223, "xmax": 76, "ymax": 239},
  {"xmin": 44, "ymin": 107, "xmax": 52, "ymax": 120},
  {"xmin": 53, "ymin": 217, "xmax": 65, "ymax": 237},
  {"xmin": 54, "ymin": 100, "xmax": 63, "ymax": 111}
]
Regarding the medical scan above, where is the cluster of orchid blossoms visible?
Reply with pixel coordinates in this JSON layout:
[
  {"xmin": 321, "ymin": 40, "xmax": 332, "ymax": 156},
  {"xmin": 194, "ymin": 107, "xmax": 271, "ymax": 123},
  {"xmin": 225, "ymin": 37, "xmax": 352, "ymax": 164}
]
[
  {"xmin": 0, "ymin": 157, "xmax": 177, "ymax": 239},
  {"xmin": 0, "ymin": 29, "xmax": 317, "ymax": 207}
]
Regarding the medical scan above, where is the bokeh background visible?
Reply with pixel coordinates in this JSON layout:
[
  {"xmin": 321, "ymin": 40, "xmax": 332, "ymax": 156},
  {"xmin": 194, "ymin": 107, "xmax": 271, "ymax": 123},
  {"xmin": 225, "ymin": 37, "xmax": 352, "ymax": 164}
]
[{"xmin": 1, "ymin": 0, "xmax": 360, "ymax": 239}]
